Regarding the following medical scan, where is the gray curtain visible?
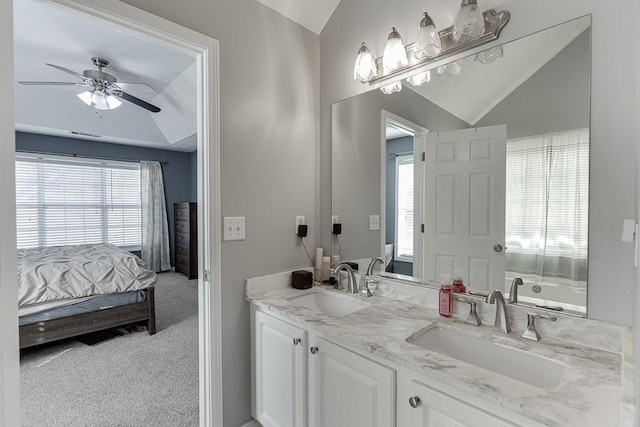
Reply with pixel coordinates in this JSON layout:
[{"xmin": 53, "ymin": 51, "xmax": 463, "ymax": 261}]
[{"xmin": 141, "ymin": 161, "xmax": 171, "ymax": 272}]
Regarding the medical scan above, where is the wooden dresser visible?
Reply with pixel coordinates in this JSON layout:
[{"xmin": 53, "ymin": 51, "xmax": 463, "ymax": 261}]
[{"xmin": 174, "ymin": 202, "xmax": 197, "ymax": 279}]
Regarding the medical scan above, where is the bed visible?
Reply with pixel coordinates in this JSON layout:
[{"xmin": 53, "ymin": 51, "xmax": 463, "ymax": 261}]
[{"xmin": 18, "ymin": 244, "xmax": 158, "ymax": 349}]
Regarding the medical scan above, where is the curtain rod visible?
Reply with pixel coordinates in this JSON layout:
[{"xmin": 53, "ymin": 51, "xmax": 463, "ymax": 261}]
[
  {"xmin": 16, "ymin": 150, "xmax": 170, "ymax": 166},
  {"xmin": 389, "ymin": 151, "xmax": 414, "ymax": 157}
]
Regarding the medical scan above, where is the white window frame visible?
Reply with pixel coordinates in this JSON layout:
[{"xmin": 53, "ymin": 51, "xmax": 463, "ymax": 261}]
[{"xmin": 395, "ymin": 154, "xmax": 414, "ymax": 262}]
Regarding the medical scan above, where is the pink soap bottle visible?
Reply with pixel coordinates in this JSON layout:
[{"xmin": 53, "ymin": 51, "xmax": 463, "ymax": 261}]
[
  {"xmin": 452, "ymin": 269, "xmax": 466, "ymax": 294},
  {"xmin": 439, "ymin": 274, "xmax": 453, "ymax": 317}
]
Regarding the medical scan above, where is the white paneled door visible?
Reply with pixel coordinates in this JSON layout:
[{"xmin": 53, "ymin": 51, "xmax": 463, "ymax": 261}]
[{"xmin": 422, "ymin": 125, "xmax": 506, "ymax": 290}]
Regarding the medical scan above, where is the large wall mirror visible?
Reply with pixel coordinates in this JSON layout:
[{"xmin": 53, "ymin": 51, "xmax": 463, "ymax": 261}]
[{"xmin": 331, "ymin": 15, "xmax": 590, "ymax": 316}]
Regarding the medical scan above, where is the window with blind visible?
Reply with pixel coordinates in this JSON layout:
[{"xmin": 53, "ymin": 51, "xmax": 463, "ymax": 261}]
[
  {"xmin": 505, "ymin": 128, "xmax": 589, "ymax": 282},
  {"xmin": 15, "ymin": 153, "xmax": 142, "ymax": 250},
  {"xmin": 395, "ymin": 155, "xmax": 414, "ymax": 261}
]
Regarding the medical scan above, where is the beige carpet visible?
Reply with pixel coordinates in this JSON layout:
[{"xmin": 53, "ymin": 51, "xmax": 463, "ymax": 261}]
[{"xmin": 20, "ymin": 272, "xmax": 199, "ymax": 427}]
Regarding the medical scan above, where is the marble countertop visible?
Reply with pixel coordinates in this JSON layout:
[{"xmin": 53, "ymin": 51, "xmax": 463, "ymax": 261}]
[{"xmin": 247, "ymin": 279, "xmax": 629, "ymax": 427}]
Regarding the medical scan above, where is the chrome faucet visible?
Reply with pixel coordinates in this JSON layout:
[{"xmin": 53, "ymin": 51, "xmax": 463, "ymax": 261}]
[
  {"xmin": 334, "ymin": 263, "xmax": 358, "ymax": 294},
  {"xmin": 508, "ymin": 277, "xmax": 523, "ymax": 304},
  {"xmin": 366, "ymin": 257, "xmax": 385, "ymax": 275},
  {"xmin": 486, "ymin": 289, "xmax": 511, "ymax": 334}
]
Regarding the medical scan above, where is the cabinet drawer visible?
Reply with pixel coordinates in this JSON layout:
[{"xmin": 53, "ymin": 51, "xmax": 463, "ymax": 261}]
[
  {"xmin": 175, "ymin": 220, "xmax": 189, "ymax": 234},
  {"xmin": 175, "ymin": 243, "xmax": 190, "ymax": 256},
  {"xmin": 175, "ymin": 206, "xmax": 189, "ymax": 220},
  {"xmin": 175, "ymin": 231, "xmax": 189, "ymax": 245},
  {"xmin": 176, "ymin": 254, "xmax": 190, "ymax": 270}
]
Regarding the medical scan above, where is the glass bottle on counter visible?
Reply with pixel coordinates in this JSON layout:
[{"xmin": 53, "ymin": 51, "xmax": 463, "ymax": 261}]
[{"xmin": 439, "ymin": 274, "xmax": 453, "ymax": 317}]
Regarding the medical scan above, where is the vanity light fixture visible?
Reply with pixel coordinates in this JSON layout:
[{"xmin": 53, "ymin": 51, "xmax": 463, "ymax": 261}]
[
  {"xmin": 353, "ymin": 42, "xmax": 378, "ymax": 82},
  {"xmin": 77, "ymin": 89, "xmax": 122, "ymax": 111},
  {"xmin": 352, "ymin": 6, "xmax": 509, "ymax": 94},
  {"xmin": 453, "ymin": 0, "xmax": 485, "ymax": 43},
  {"xmin": 414, "ymin": 12, "xmax": 441, "ymax": 59},
  {"xmin": 437, "ymin": 61, "xmax": 462, "ymax": 77}
]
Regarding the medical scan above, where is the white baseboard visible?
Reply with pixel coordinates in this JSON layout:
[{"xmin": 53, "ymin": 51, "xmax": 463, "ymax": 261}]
[{"xmin": 240, "ymin": 420, "xmax": 261, "ymax": 427}]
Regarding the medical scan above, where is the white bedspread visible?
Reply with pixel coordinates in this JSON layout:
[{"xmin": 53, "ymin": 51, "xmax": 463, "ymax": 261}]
[{"xmin": 18, "ymin": 244, "xmax": 157, "ymax": 307}]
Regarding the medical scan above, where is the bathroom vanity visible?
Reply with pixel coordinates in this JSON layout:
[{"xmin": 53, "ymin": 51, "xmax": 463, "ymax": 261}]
[{"xmin": 247, "ymin": 270, "xmax": 634, "ymax": 427}]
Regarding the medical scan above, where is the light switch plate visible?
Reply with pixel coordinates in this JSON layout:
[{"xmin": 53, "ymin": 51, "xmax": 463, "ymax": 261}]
[
  {"xmin": 224, "ymin": 217, "xmax": 245, "ymax": 241},
  {"xmin": 369, "ymin": 214, "xmax": 380, "ymax": 231}
]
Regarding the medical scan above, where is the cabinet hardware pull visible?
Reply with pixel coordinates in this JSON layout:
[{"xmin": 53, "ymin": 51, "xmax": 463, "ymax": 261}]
[
  {"xmin": 293, "ymin": 338, "xmax": 301, "ymax": 345},
  {"xmin": 409, "ymin": 396, "xmax": 421, "ymax": 408},
  {"xmin": 310, "ymin": 346, "xmax": 319, "ymax": 354}
]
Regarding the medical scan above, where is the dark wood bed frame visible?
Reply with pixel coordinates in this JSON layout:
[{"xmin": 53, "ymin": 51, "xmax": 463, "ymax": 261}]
[{"xmin": 19, "ymin": 286, "xmax": 157, "ymax": 349}]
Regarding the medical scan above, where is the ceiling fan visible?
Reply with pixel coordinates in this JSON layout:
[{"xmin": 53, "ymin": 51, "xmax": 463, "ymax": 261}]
[{"xmin": 18, "ymin": 57, "xmax": 161, "ymax": 113}]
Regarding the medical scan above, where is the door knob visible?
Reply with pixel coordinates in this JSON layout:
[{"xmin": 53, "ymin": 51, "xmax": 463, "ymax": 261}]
[
  {"xmin": 409, "ymin": 396, "xmax": 421, "ymax": 408},
  {"xmin": 310, "ymin": 346, "xmax": 319, "ymax": 354},
  {"xmin": 293, "ymin": 338, "xmax": 301, "ymax": 345},
  {"xmin": 493, "ymin": 244, "xmax": 503, "ymax": 253}
]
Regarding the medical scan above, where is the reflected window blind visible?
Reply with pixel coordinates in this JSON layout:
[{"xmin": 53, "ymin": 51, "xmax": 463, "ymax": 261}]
[
  {"xmin": 505, "ymin": 128, "xmax": 589, "ymax": 259},
  {"xmin": 395, "ymin": 155, "xmax": 414, "ymax": 261},
  {"xmin": 15, "ymin": 153, "xmax": 141, "ymax": 249}
]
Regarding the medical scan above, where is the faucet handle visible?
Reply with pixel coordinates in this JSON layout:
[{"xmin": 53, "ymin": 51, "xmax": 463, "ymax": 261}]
[
  {"xmin": 522, "ymin": 312, "xmax": 557, "ymax": 341},
  {"xmin": 455, "ymin": 297, "xmax": 481, "ymax": 326},
  {"xmin": 360, "ymin": 279, "xmax": 374, "ymax": 298}
]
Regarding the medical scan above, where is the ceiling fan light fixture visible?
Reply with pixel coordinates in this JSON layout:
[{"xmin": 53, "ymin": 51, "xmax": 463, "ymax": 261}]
[{"xmin": 77, "ymin": 89, "xmax": 122, "ymax": 110}]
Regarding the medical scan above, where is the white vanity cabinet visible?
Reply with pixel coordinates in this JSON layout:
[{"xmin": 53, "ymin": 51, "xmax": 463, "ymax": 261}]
[
  {"xmin": 308, "ymin": 336, "xmax": 395, "ymax": 427},
  {"xmin": 252, "ymin": 308, "xmax": 395, "ymax": 427},
  {"xmin": 253, "ymin": 310, "xmax": 307, "ymax": 427},
  {"xmin": 397, "ymin": 370, "xmax": 545, "ymax": 427}
]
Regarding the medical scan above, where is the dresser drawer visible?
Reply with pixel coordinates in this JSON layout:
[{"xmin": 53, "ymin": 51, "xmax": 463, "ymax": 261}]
[
  {"xmin": 175, "ymin": 231, "xmax": 189, "ymax": 246},
  {"xmin": 175, "ymin": 243, "xmax": 190, "ymax": 256},
  {"xmin": 176, "ymin": 254, "xmax": 190, "ymax": 271},
  {"xmin": 175, "ymin": 220, "xmax": 189, "ymax": 234},
  {"xmin": 175, "ymin": 206, "xmax": 190, "ymax": 220}
]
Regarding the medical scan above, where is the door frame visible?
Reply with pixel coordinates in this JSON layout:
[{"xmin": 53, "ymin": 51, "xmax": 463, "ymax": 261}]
[
  {"xmin": 2, "ymin": 0, "xmax": 223, "ymax": 425},
  {"xmin": 380, "ymin": 110, "xmax": 428, "ymax": 278}
]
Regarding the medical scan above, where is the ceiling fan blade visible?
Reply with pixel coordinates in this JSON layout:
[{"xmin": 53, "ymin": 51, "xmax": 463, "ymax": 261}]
[
  {"xmin": 112, "ymin": 90, "xmax": 161, "ymax": 113},
  {"xmin": 18, "ymin": 81, "xmax": 90, "ymax": 86},
  {"xmin": 45, "ymin": 63, "xmax": 86, "ymax": 80},
  {"xmin": 116, "ymin": 82, "xmax": 157, "ymax": 93}
]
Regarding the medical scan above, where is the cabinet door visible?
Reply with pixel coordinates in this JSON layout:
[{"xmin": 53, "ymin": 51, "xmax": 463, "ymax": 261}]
[
  {"xmin": 309, "ymin": 336, "xmax": 395, "ymax": 427},
  {"xmin": 255, "ymin": 311, "xmax": 307, "ymax": 427},
  {"xmin": 403, "ymin": 378, "xmax": 514, "ymax": 427}
]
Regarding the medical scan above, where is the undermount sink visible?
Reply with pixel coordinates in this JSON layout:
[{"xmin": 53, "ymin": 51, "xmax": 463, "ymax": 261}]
[
  {"xmin": 288, "ymin": 291, "xmax": 369, "ymax": 318},
  {"xmin": 406, "ymin": 325, "xmax": 566, "ymax": 390}
]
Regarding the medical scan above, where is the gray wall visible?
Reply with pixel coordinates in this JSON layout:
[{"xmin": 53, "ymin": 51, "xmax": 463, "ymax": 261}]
[
  {"xmin": 190, "ymin": 151, "xmax": 197, "ymax": 202},
  {"xmin": 332, "ymin": 88, "xmax": 468, "ymax": 264},
  {"xmin": 15, "ymin": 132, "xmax": 193, "ymax": 266},
  {"xmin": 320, "ymin": 0, "xmax": 640, "ymax": 327},
  {"xmin": 476, "ymin": 29, "xmax": 590, "ymax": 137},
  {"xmin": 116, "ymin": 1, "xmax": 319, "ymax": 425}
]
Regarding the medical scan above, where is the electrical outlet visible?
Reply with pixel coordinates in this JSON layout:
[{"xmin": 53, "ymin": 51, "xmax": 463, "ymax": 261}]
[
  {"xmin": 296, "ymin": 216, "xmax": 305, "ymax": 234},
  {"xmin": 223, "ymin": 217, "xmax": 245, "ymax": 241},
  {"xmin": 369, "ymin": 215, "xmax": 380, "ymax": 231},
  {"xmin": 332, "ymin": 215, "xmax": 339, "ymax": 224}
]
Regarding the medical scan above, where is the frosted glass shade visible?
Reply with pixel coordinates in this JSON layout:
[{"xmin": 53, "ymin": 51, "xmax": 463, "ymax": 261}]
[
  {"xmin": 383, "ymin": 27, "xmax": 408, "ymax": 73},
  {"xmin": 414, "ymin": 13, "xmax": 441, "ymax": 59},
  {"xmin": 77, "ymin": 90, "xmax": 122, "ymax": 110},
  {"xmin": 380, "ymin": 81, "xmax": 402, "ymax": 95},
  {"xmin": 406, "ymin": 70, "xmax": 431, "ymax": 87},
  {"xmin": 353, "ymin": 42, "xmax": 378, "ymax": 82},
  {"xmin": 436, "ymin": 61, "xmax": 462, "ymax": 77},
  {"xmin": 453, "ymin": 0, "xmax": 485, "ymax": 43},
  {"xmin": 475, "ymin": 46, "xmax": 504, "ymax": 64}
]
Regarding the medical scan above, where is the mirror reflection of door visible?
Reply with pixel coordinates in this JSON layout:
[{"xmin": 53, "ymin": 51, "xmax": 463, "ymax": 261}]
[{"xmin": 422, "ymin": 125, "xmax": 506, "ymax": 291}]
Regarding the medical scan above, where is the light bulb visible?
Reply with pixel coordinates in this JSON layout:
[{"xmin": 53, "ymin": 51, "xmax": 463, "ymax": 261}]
[
  {"xmin": 453, "ymin": 0, "xmax": 485, "ymax": 43},
  {"xmin": 383, "ymin": 27, "xmax": 408, "ymax": 74},
  {"xmin": 353, "ymin": 42, "xmax": 378, "ymax": 82},
  {"xmin": 380, "ymin": 81, "xmax": 402, "ymax": 95},
  {"xmin": 77, "ymin": 89, "xmax": 122, "ymax": 110},
  {"xmin": 474, "ymin": 46, "xmax": 504, "ymax": 64},
  {"xmin": 406, "ymin": 70, "xmax": 431, "ymax": 87},
  {"xmin": 414, "ymin": 13, "xmax": 441, "ymax": 59}
]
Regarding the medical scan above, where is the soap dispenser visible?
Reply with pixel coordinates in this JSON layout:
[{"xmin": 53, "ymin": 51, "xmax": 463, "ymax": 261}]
[
  {"xmin": 439, "ymin": 274, "xmax": 453, "ymax": 317},
  {"xmin": 452, "ymin": 269, "xmax": 466, "ymax": 294}
]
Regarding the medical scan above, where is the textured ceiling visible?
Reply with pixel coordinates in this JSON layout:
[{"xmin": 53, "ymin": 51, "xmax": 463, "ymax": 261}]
[{"xmin": 13, "ymin": 0, "xmax": 198, "ymax": 152}]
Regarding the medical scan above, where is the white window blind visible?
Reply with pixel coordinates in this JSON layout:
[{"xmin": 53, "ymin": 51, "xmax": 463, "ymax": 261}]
[
  {"xmin": 505, "ymin": 128, "xmax": 589, "ymax": 281},
  {"xmin": 395, "ymin": 155, "xmax": 414, "ymax": 261},
  {"xmin": 15, "ymin": 153, "xmax": 141, "ymax": 250}
]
